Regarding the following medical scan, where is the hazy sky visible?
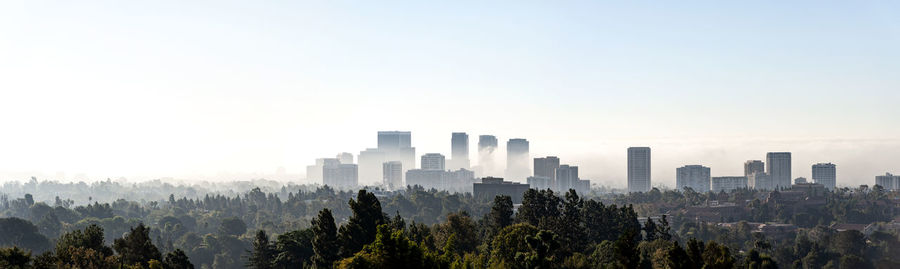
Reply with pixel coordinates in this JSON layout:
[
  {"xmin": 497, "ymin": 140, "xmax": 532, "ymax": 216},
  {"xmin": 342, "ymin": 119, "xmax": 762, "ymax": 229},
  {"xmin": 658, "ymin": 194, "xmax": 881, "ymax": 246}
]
[{"xmin": 1, "ymin": 1, "xmax": 899, "ymax": 187}]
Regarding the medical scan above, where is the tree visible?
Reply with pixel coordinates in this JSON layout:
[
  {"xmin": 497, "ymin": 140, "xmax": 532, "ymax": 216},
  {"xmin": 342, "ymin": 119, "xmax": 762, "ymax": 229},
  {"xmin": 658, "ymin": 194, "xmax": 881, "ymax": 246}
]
[
  {"xmin": 832, "ymin": 230, "xmax": 866, "ymax": 257},
  {"xmin": 55, "ymin": 224, "xmax": 113, "ymax": 265},
  {"xmin": 519, "ymin": 230, "xmax": 559, "ymax": 269},
  {"xmin": 338, "ymin": 190, "xmax": 386, "ymax": 257},
  {"xmin": 432, "ymin": 212, "xmax": 479, "ymax": 255},
  {"xmin": 114, "ymin": 223, "xmax": 163, "ymax": 267},
  {"xmin": 656, "ymin": 215, "xmax": 672, "ymax": 241},
  {"xmin": 489, "ymin": 195, "xmax": 513, "ymax": 234},
  {"xmin": 643, "ymin": 218, "xmax": 658, "ymax": 241},
  {"xmin": 312, "ymin": 208, "xmax": 340, "ymax": 268},
  {"xmin": 336, "ymin": 225, "xmax": 444, "ymax": 269},
  {"xmin": 219, "ymin": 217, "xmax": 248, "ymax": 236},
  {"xmin": 701, "ymin": 241, "xmax": 735, "ymax": 269},
  {"xmin": 0, "ymin": 218, "xmax": 50, "ymax": 253},
  {"xmin": 247, "ymin": 230, "xmax": 274, "ymax": 269},
  {"xmin": 559, "ymin": 190, "xmax": 586, "ymax": 254},
  {"xmin": 0, "ymin": 247, "xmax": 31, "ymax": 269},
  {"xmin": 162, "ymin": 249, "xmax": 194, "ymax": 269},
  {"xmin": 490, "ymin": 223, "xmax": 540, "ymax": 266},
  {"xmin": 272, "ymin": 229, "xmax": 314, "ymax": 269}
]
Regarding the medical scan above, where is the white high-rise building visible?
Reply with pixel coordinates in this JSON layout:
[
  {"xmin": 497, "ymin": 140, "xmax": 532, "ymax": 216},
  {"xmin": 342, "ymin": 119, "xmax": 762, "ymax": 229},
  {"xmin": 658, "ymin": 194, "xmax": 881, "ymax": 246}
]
[
  {"xmin": 505, "ymin": 138, "xmax": 530, "ymax": 182},
  {"xmin": 812, "ymin": 163, "xmax": 836, "ymax": 190},
  {"xmin": 421, "ymin": 153, "xmax": 446, "ymax": 170},
  {"xmin": 766, "ymin": 152, "xmax": 792, "ymax": 189},
  {"xmin": 676, "ymin": 165, "xmax": 710, "ymax": 192},
  {"xmin": 875, "ymin": 173, "xmax": 899, "ymax": 190},
  {"xmin": 383, "ymin": 161, "xmax": 402, "ymax": 190},
  {"xmin": 711, "ymin": 176, "xmax": 747, "ymax": 193},
  {"xmin": 627, "ymin": 147, "xmax": 651, "ymax": 193}
]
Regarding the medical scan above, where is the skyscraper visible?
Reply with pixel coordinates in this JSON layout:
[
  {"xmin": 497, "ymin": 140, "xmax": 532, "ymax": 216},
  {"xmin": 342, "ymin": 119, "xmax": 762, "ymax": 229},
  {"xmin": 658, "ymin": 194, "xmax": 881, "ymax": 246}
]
[
  {"xmin": 357, "ymin": 131, "xmax": 415, "ymax": 185},
  {"xmin": 449, "ymin": 132, "xmax": 470, "ymax": 170},
  {"xmin": 744, "ymin": 160, "xmax": 764, "ymax": 178},
  {"xmin": 627, "ymin": 147, "xmax": 651, "ymax": 193},
  {"xmin": 676, "ymin": 165, "xmax": 710, "ymax": 192},
  {"xmin": 383, "ymin": 161, "xmax": 402, "ymax": 190},
  {"xmin": 421, "ymin": 153, "xmax": 446, "ymax": 170},
  {"xmin": 505, "ymin": 138, "xmax": 530, "ymax": 182},
  {"xmin": 555, "ymin": 164, "xmax": 579, "ymax": 192},
  {"xmin": 377, "ymin": 131, "xmax": 411, "ymax": 149},
  {"xmin": 476, "ymin": 135, "xmax": 499, "ymax": 177},
  {"xmin": 533, "ymin": 156, "xmax": 560, "ymax": 180},
  {"xmin": 812, "ymin": 163, "xmax": 836, "ymax": 190},
  {"xmin": 478, "ymin": 135, "xmax": 498, "ymax": 151},
  {"xmin": 766, "ymin": 152, "xmax": 791, "ymax": 189}
]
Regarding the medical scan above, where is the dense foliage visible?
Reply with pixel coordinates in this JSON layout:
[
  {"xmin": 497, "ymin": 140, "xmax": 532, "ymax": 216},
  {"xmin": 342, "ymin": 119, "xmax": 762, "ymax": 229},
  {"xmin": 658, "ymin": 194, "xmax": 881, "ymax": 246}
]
[{"xmin": 2, "ymin": 180, "xmax": 900, "ymax": 268}]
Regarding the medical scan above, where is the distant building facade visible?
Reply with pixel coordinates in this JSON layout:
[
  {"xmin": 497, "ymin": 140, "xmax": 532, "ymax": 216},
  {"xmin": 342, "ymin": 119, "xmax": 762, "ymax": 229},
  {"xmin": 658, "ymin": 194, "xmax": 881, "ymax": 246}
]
[
  {"xmin": 358, "ymin": 131, "xmax": 416, "ymax": 185},
  {"xmin": 505, "ymin": 138, "xmax": 530, "ymax": 182},
  {"xmin": 336, "ymin": 152, "xmax": 354, "ymax": 164},
  {"xmin": 628, "ymin": 147, "xmax": 651, "ymax": 192},
  {"xmin": 449, "ymin": 132, "xmax": 470, "ymax": 170},
  {"xmin": 749, "ymin": 173, "xmax": 775, "ymax": 190},
  {"xmin": 421, "ymin": 153, "xmax": 446, "ymax": 170},
  {"xmin": 407, "ymin": 168, "xmax": 475, "ymax": 192},
  {"xmin": 812, "ymin": 163, "xmax": 836, "ymax": 190},
  {"xmin": 383, "ymin": 161, "xmax": 402, "ymax": 190},
  {"xmin": 473, "ymin": 177, "xmax": 530, "ymax": 203},
  {"xmin": 744, "ymin": 160, "xmax": 765, "ymax": 178},
  {"xmin": 876, "ymin": 173, "xmax": 900, "ymax": 190},
  {"xmin": 766, "ymin": 152, "xmax": 792, "ymax": 189},
  {"xmin": 711, "ymin": 176, "xmax": 747, "ymax": 193},
  {"xmin": 324, "ymin": 163, "xmax": 358, "ymax": 189},
  {"xmin": 533, "ymin": 156, "xmax": 560, "ymax": 180},
  {"xmin": 676, "ymin": 165, "xmax": 711, "ymax": 192}
]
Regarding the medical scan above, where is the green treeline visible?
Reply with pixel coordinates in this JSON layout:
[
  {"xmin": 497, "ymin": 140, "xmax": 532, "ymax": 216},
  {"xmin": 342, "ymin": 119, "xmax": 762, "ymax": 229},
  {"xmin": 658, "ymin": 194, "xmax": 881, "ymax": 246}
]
[{"xmin": 2, "ymin": 185, "xmax": 900, "ymax": 268}]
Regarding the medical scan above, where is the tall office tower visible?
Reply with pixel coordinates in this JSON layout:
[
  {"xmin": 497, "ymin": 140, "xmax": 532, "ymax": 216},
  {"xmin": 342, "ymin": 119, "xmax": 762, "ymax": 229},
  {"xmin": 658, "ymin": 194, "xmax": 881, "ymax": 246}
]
[
  {"xmin": 357, "ymin": 131, "xmax": 416, "ymax": 186},
  {"xmin": 479, "ymin": 135, "xmax": 498, "ymax": 151},
  {"xmin": 555, "ymin": 164, "xmax": 579, "ymax": 192},
  {"xmin": 811, "ymin": 163, "xmax": 836, "ymax": 190},
  {"xmin": 505, "ymin": 138, "xmax": 530, "ymax": 181},
  {"xmin": 676, "ymin": 165, "xmax": 711, "ymax": 192},
  {"xmin": 421, "ymin": 153, "xmax": 446, "ymax": 170},
  {"xmin": 383, "ymin": 161, "xmax": 402, "ymax": 190},
  {"xmin": 711, "ymin": 176, "xmax": 748, "ymax": 193},
  {"xmin": 766, "ymin": 152, "xmax": 792, "ymax": 189},
  {"xmin": 378, "ymin": 131, "xmax": 411, "ymax": 149},
  {"xmin": 627, "ymin": 147, "xmax": 651, "ymax": 193},
  {"xmin": 449, "ymin": 132, "xmax": 470, "ymax": 170},
  {"xmin": 533, "ymin": 156, "xmax": 560, "ymax": 180},
  {"xmin": 337, "ymin": 152, "xmax": 354, "ymax": 164},
  {"xmin": 477, "ymin": 135, "xmax": 499, "ymax": 176},
  {"xmin": 876, "ymin": 173, "xmax": 900, "ymax": 190},
  {"xmin": 744, "ymin": 160, "xmax": 765, "ymax": 178}
]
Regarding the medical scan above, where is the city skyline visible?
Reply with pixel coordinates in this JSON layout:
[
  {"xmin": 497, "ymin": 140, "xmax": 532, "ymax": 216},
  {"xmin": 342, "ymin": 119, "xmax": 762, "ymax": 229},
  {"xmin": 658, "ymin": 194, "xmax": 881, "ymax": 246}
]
[{"xmin": 2, "ymin": 1, "xmax": 899, "ymax": 187}]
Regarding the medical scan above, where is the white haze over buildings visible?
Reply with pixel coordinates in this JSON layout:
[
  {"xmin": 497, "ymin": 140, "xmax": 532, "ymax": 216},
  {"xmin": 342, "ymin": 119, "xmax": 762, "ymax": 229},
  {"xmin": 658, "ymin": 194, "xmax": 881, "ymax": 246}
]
[{"xmin": 1, "ymin": 1, "xmax": 899, "ymax": 188}]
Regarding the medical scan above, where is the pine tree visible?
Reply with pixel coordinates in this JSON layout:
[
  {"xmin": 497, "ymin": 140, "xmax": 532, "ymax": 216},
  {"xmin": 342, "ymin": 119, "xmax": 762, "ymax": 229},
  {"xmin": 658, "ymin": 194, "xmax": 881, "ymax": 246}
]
[
  {"xmin": 489, "ymin": 195, "xmax": 513, "ymax": 235},
  {"xmin": 247, "ymin": 230, "xmax": 273, "ymax": 269},
  {"xmin": 162, "ymin": 249, "xmax": 194, "ymax": 269},
  {"xmin": 337, "ymin": 190, "xmax": 386, "ymax": 257},
  {"xmin": 312, "ymin": 208, "xmax": 339, "ymax": 268},
  {"xmin": 113, "ymin": 223, "xmax": 162, "ymax": 268}
]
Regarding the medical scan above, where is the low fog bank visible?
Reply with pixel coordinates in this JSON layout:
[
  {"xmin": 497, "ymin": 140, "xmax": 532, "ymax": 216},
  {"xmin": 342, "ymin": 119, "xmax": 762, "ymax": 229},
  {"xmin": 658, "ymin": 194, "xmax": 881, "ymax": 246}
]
[{"xmin": 0, "ymin": 177, "xmax": 312, "ymax": 207}]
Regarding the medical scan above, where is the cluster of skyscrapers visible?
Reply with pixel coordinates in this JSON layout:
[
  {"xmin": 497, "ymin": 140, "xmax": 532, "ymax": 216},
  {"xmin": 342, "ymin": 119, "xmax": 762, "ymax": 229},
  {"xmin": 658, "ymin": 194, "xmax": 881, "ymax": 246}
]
[
  {"xmin": 305, "ymin": 131, "xmax": 549, "ymax": 192},
  {"xmin": 304, "ymin": 132, "xmax": 900, "ymax": 195},
  {"xmin": 669, "ymin": 152, "xmax": 839, "ymax": 193},
  {"xmin": 527, "ymin": 156, "xmax": 590, "ymax": 194}
]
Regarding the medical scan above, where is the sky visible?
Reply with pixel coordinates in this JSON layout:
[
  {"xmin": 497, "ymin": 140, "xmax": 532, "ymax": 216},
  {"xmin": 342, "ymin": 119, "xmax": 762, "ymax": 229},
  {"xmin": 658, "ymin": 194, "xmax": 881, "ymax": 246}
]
[{"xmin": 1, "ymin": 1, "xmax": 899, "ymax": 187}]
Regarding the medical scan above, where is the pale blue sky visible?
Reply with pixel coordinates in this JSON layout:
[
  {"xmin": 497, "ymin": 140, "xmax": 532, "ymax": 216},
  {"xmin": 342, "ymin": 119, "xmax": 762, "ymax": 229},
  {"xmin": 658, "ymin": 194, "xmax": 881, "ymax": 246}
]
[{"xmin": 1, "ymin": 1, "xmax": 899, "ymax": 187}]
